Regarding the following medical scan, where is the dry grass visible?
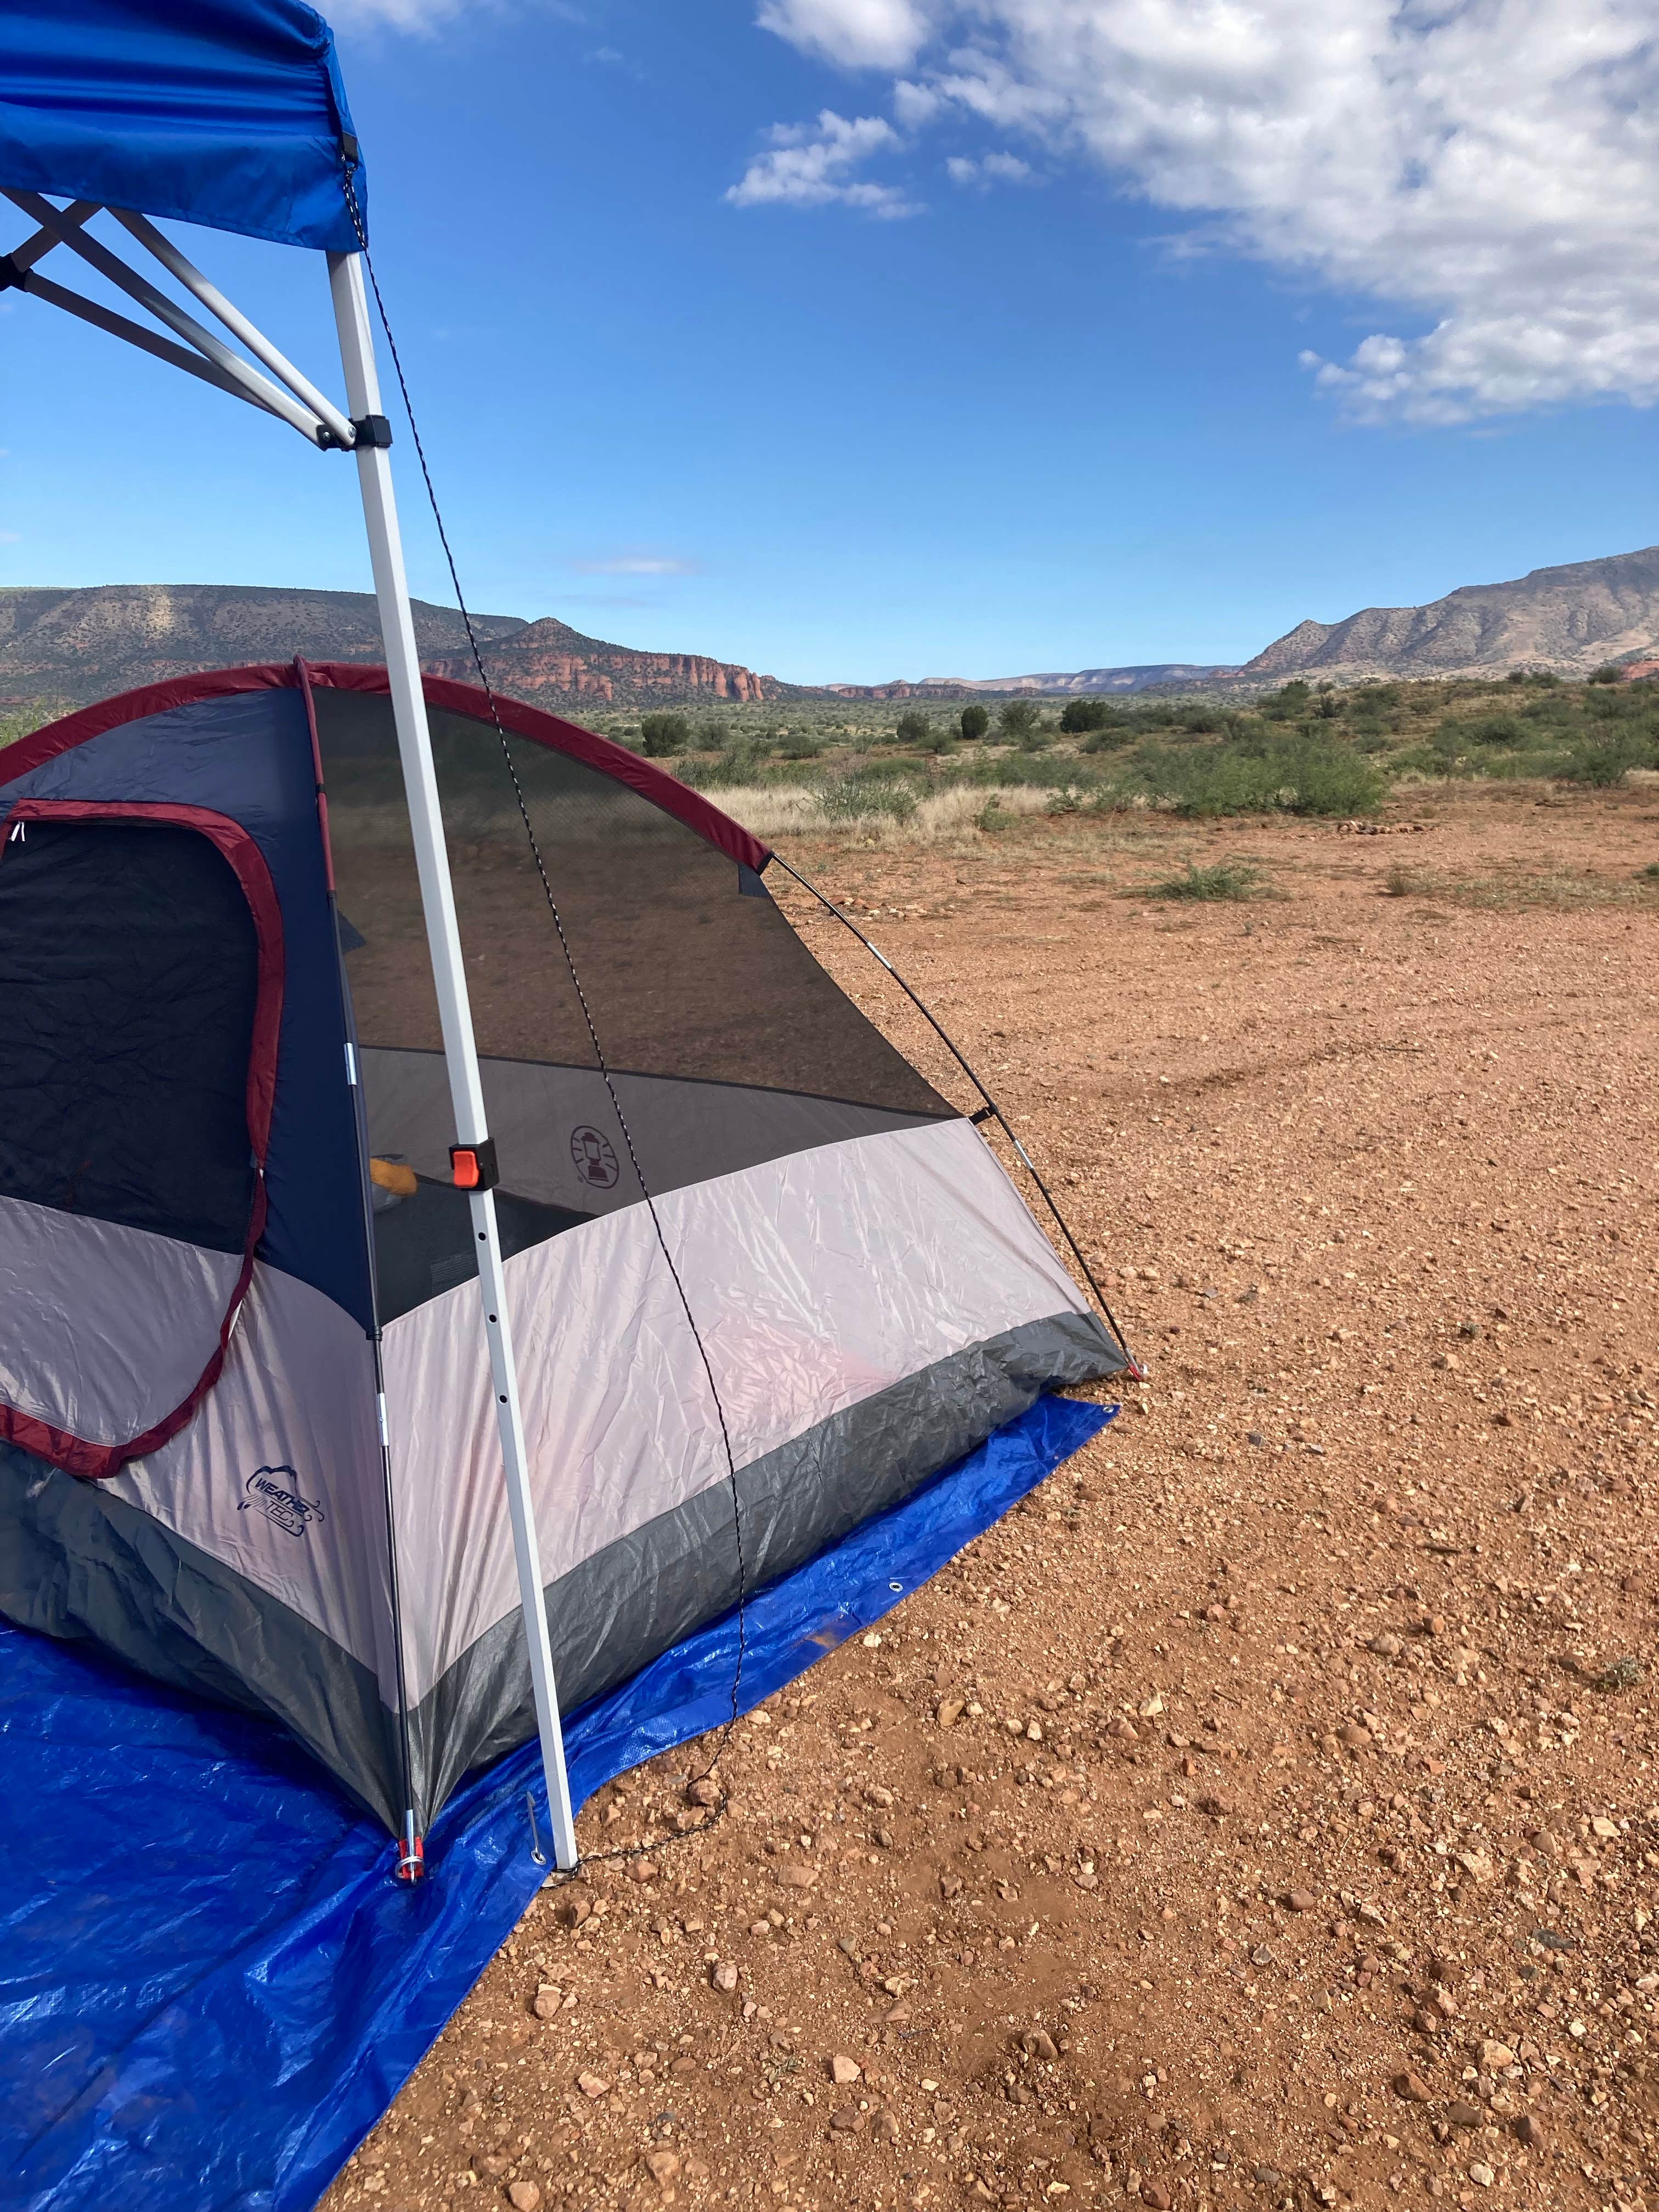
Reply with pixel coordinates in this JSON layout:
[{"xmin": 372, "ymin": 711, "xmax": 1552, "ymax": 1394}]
[
  {"xmin": 713, "ymin": 780, "xmax": 1057, "ymax": 845},
  {"xmin": 1382, "ymin": 857, "xmax": 1658, "ymax": 908}
]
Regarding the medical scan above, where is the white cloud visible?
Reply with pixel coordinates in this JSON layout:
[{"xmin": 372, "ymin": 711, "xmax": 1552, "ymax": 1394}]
[
  {"xmin": 726, "ymin": 110, "xmax": 918, "ymax": 217},
  {"xmin": 947, "ymin": 149, "xmax": 1032, "ymax": 187},
  {"xmin": 568, "ymin": 556, "xmax": 697, "ymax": 575},
  {"xmin": 752, "ymin": 0, "xmax": 1659, "ymax": 424},
  {"xmin": 756, "ymin": 0, "xmax": 929, "ymax": 69}
]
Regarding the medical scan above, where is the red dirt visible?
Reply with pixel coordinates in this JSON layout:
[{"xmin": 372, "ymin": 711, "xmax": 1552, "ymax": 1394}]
[{"xmin": 325, "ymin": 784, "xmax": 1658, "ymax": 2212}]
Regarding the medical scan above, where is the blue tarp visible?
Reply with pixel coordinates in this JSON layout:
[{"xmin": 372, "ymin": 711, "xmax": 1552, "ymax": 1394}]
[
  {"xmin": 0, "ymin": 2, "xmax": 361, "ymax": 252},
  {"xmin": 1, "ymin": 1392, "xmax": 1110, "ymax": 2212}
]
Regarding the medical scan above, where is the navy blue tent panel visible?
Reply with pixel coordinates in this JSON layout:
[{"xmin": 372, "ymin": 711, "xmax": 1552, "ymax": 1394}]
[
  {"xmin": 0, "ymin": 1, "xmax": 362, "ymax": 252},
  {"xmin": 0, "ymin": 1395, "xmax": 1110, "ymax": 2212}
]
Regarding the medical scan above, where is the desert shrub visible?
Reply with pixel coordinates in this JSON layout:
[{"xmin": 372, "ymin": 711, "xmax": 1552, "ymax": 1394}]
[
  {"xmin": 639, "ymin": 711, "xmax": 691, "ymax": 756},
  {"xmin": 819, "ymin": 771, "xmax": 919, "ymax": 822},
  {"xmin": 960, "ymin": 703, "xmax": 990, "ymax": 741},
  {"xmin": 1558, "ymin": 731, "xmax": 1659, "ymax": 786},
  {"xmin": 777, "ymin": 731, "xmax": 825, "ymax": 760},
  {"xmin": 1589, "ymin": 664, "xmax": 1623, "ymax": 684},
  {"xmin": 1149, "ymin": 859, "xmax": 1265, "ymax": 900},
  {"xmin": 895, "ymin": 709, "xmax": 933, "ymax": 745},
  {"xmin": 690, "ymin": 733, "xmax": 766, "ymax": 786},
  {"xmin": 1116, "ymin": 733, "xmax": 1384, "ymax": 817},
  {"xmin": 1462, "ymin": 713, "xmax": 1527, "ymax": 746},
  {"xmin": 1059, "ymin": 697, "xmax": 1114, "ymax": 733},
  {"xmin": 997, "ymin": 697, "xmax": 1043, "ymax": 740},
  {"xmin": 1080, "ymin": 721, "xmax": 1133, "ymax": 754},
  {"xmin": 919, "ymin": 725, "xmax": 958, "ymax": 755}
]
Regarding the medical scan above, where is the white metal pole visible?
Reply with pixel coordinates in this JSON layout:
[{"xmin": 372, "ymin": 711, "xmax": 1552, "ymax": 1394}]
[{"xmin": 328, "ymin": 249, "xmax": 578, "ymax": 1872}]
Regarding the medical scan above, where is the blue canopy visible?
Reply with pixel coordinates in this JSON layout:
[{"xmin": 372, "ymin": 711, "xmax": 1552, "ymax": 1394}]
[{"xmin": 0, "ymin": 2, "xmax": 362, "ymax": 253}]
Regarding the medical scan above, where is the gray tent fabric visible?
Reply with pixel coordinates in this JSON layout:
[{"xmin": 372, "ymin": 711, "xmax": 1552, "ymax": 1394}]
[{"xmin": 0, "ymin": 665, "xmax": 1128, "ymax": 1837}]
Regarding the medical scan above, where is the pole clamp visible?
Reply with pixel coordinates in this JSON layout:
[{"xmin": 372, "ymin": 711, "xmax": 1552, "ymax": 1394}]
[
  {"xmin": 450, "ymin": 1136, "xmax": 499, "ymax": 1192},
  {"xmin": 317, "ymin": 413, "xmax": 394, "ymax": 453}
]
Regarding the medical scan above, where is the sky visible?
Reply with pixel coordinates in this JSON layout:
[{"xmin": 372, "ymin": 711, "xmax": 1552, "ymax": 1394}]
[{"xmin": 1, "ymin": 0, "xmax": 1656, "ymax": 683}]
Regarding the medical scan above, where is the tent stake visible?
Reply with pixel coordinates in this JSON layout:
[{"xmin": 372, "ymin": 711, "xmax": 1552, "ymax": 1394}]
[{"xmin": 328, "ymin": 248, "xmax": 579, "ymax": 1874}]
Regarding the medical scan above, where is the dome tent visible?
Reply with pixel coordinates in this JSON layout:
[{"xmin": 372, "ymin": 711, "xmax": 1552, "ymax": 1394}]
[{"xmin": 0, "ymin": 660, "xmax": 1128, "ymax": 1839}]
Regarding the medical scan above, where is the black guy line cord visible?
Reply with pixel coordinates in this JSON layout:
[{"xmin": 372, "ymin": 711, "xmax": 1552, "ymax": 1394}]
[{"xmin": 343, "ymin": 179, "xmax": 750, "ymax": 1877}]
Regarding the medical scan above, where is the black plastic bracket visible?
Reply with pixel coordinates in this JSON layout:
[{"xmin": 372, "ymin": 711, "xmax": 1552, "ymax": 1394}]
[
  {"xmin": 317, "ymin": 413, "xmax": 394, "ymax": 453},
  {"xmin": 0, "ymin": 256, "xmax": 24, "ymax": 295},
  {"xmin": 969, "ymin": 1105, "xmax": 997, "ymax": 1126},
  {"xmin": 450, "ymin": 1136, "xmax": 500, "ymax": 1193}
]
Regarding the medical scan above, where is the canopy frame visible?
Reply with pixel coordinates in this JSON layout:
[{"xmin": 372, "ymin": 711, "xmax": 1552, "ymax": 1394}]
[{"xmin": 1, "ymin": 196, "xmax": 579, "ymax": 1875}]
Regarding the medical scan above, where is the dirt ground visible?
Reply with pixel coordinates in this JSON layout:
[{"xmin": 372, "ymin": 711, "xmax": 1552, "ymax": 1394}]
[{"xmin": 325, "ymin": 782, "xmax": 1658, "ymax": 2212}]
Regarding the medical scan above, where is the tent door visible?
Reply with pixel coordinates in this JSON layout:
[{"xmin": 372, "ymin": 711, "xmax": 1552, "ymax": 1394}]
[{"xmin": 0, "ymin": 802, "xmax": 283, "ymax": 1479}]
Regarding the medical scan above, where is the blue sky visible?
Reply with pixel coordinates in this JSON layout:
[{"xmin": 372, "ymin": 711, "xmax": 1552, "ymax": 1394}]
[{"xmin": 0, "ymin": 0, "xmax": 1654, "ymax": 683}]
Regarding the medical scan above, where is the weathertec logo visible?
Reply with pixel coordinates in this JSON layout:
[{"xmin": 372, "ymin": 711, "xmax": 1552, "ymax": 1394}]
[{"xmin": 239, "ymin": 1466, "xmax": 325, "ymax": 1538}]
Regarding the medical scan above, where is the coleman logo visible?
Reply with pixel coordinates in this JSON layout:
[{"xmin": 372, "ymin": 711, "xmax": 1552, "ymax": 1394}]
[
  {"xmin": 570, "ymin": 1125, "xmax": 619, "ymax": 1190},
  {"xmin": 239, "ymin": 1466, "xmax": 325, "ymax": 1538}
]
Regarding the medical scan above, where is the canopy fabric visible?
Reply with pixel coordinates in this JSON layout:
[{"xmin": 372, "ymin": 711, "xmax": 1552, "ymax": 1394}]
[{"xmin": 0, "ymin": 2, "xmax": 362, "ymax": 253}]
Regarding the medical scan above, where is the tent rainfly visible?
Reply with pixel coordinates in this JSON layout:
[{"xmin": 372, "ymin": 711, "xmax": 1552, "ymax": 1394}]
[{"xmin": 0, "ymin": 1, "xmax": 1130, "ymax": 1872}]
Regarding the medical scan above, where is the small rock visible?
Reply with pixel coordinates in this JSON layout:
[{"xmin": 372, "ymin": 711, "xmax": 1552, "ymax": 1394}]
[
  {"xmin": 1253, "ymin": 2167, "xmax": 1283, "ymax": 2189},
  {"xmin": 1468, "ymin": 2162, "xmax": 1495, "ymax": 2188},
  {"xmin": 1447, "ymin": 2101, "xmax": 1482, "ymax": 2130},
  {"xmin": 1475, "ymin": 2040, "xmax": 1516, "ymax": 2073},
  {"xmin": 830, "ymin": 2053, "xmax": 862, "ymax": 2085},
  {"xmin": 1140, "ymin": 2186, "xmax": 1172, "ymax": 2210},
  {"xmin": 577, "ymin": 2070, "xmax": 611, "ymax": 2099},
  {"xmin": 555, "ymin": 1891, "xmax": 592, "ymax": 1929},
  {"xmin": 864, "ymin": 1785, "xmax": 895, "ymax": 1809},
  {"xmin": 475, "ymin": 2154, "xmax": 509, "ymax": 2179},
  {"xmin": 507, "ymin": 2185, "xmax": 543, "ymax": 2212},
  {"xmin": 686, "ymin": 1776, "xmax": 720, "ymax": 1807},
  {"xmin": 1340, "ymin": 1723, "xmax": 1372, "ymax": 1752},
  {"xmin": 872, "ymin": 2108, "xmax": 899, "ymax": 2142},
  {"xmin": 1513, "ymin": 2113, "xmax": 1543, "ymax": 2150},
  {"xmin": 1428, "ymin": 1955, "xmax": 1462, "ymax": 1988},
  {"xmin": 1107, "ymin": 1717, "xmax": 1139, "ymax": 1743},
  {"xmin": 778, "ymin": 1865, "xmax": 815, "ymax": 1888},
  {"xmin": 643, "ymin": 2149, "xmax": 681, "ymax": 2185},
  {"xmin": 531, "ymin": 1985, "xmax": 561, "ymax": 2022},
  {"xmin": 1283, "ymin": 1888, "xmax": 1317, "ymax": 1914},
  {"xmin": 936, "ymin": 1696, "xmax": 966, "ymax": 1729},
  {"xmin": 1196, "ymin": 1793, "xmax": 1231, "ymax": 1819},
  {"xmin": 1412, "ymin": 2010, "xmax": 1442, "ymax": 2038},
  {"xmin": 1369, "ymin": 1634, "xmax": 1403, "ymax": 1659},
  {"xmin": 940, "ymin": 1872, "xmax": 962, "ymax": 1898},
  {"xmin": 630, "ymin": 1858, "xmax": 659, "ymax": 1884},
  {"xmin": 711, "ymin": 1961, "xmax": 738, "ymax": 1993},
  {"xmin": 1020, "ymin": 2029, "xmax": 1059, "ymax": 2063},
  {"xmin": 1392, "ymin": 2070, "xmax": 1434, "ymax": 2103}
]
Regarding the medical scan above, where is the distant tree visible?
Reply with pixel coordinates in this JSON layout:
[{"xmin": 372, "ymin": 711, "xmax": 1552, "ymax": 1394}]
[
  {"xmin": 698, "ymin": 719, "xmax": 732, "ymax": 748},
  {"xmin": 1059, "ymin": 697, "xmax": 1112, "ymax": 733},
  {"xmin": 895, "ymin": 709, "xmax": 933, "ymax": 746},
  {"xmin": 997, "ymin": 697, "xmax": 1042, "ymax": 740},
  {"xmin": 639, "ymin": 711, "xmax": 691, "ymax": 755},
  {"xmin": 1589, "ymin": 664, "xmax": 1623, "ymax": 685},
  {"xmin": 959, "ymin": 703, "xmax": 990, "ymax": 741}
]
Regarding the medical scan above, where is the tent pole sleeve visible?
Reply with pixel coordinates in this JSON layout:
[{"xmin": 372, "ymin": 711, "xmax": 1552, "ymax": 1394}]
[{"xmin": 327, "ymin": 248, "xmax": 579, "ymax": 1872}]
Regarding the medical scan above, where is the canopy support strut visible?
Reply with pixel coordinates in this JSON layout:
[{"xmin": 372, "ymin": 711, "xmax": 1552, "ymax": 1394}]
[{"xmin": 328, "ymin": 248, "xmax": 579, "ymax": 1875}]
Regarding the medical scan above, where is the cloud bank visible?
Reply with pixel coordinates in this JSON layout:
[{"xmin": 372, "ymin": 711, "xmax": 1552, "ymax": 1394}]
[{"xmin": 749, "ymin": 0, "xmax": 1659, "ymax": 424}]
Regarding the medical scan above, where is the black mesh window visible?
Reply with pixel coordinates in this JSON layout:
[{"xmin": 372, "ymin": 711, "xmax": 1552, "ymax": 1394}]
[
  {"xmin": 0, "ymin": 820, "xmax": 259, "ymax": 1253},
  {"xmin": 313, "ymin": 689, "xmax": 953, "ymax": 1322}
]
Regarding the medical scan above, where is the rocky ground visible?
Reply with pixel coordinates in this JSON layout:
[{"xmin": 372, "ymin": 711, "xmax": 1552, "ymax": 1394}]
[{"xmin": 325, "ymin": 781, "xmax": 1658, "ymax": 2212}]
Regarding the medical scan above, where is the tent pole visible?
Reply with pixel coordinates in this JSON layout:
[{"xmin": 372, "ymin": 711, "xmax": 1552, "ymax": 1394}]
[{"xmin": 327, "ymin": 249, "xmax": 579, "ymax": 1875}]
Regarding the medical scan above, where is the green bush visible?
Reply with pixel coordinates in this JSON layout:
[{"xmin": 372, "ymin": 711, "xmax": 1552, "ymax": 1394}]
[
  {"xmin": 1149, "ymin": 859, "xmax": 1265, "ymax": 901},
  {"xmin": 895, "ymin": 708, "xmax": 933, "ymax": 746},
  {"xmin": 960, "ymin": 703, "xmax": 990, "ymax": 741},
  {"xmin": 1115, "ymin": 732, "xmax": 1384, "ymax": 817},
  {"xmin": 1079, "ymin": 721, "xmax": 1133, "ymax": 754},
  {"xmin": 997, "ymin": 697, "xmax": 1043, "ymax": 740},
  {"xmin": 694, "ymin": 733, "xmax": 766, "ymax": 785},
  {"xmin": 1059, "ymin": 697, "xmax": 1114, "ymax": 733},
  {"xmin": 820, "ymin": 771, "xmax": 918, "ymax": 822},
  {"xmin": 1462, "ymin": 713, "xmax": 1527, "ymax": 746},
  {"xmin": 1558, "ymin": 731, "xmax": 1658, "ymax": 786},
  {"xmin": 777, "ymin": 731, "xmax": 825, "ymax": 760},
  {"xmin": 639, "ymin": 711, "xmax": 691, "ymax": 756},
  {"xmin": 1589, "ymin": 664, "xmax": 1623, "ymax": 684}
]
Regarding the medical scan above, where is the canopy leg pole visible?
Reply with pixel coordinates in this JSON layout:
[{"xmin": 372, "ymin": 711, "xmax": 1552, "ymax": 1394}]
[{"xmin": 328, "ymin": 249, "xmax": 579, "ymax": 1874}]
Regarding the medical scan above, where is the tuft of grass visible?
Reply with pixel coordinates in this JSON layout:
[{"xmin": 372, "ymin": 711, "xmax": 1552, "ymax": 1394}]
[
  {"xmin": 1146, "ymin": 859, "xmax": 1265, "ymax": 901},
  {"xmin": 1384, "ymin": 860, "xmax": 1654, "ymax": 909}
]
